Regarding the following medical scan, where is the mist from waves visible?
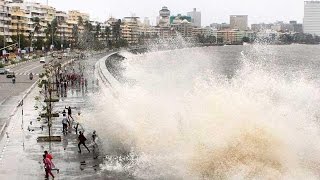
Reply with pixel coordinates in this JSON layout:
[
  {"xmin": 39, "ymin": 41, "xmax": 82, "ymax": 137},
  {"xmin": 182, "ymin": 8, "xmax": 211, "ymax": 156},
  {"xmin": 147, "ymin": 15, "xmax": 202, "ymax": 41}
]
[{"xmin": 85, "ymin": 45, "xmax": 320, "ymax": 179}]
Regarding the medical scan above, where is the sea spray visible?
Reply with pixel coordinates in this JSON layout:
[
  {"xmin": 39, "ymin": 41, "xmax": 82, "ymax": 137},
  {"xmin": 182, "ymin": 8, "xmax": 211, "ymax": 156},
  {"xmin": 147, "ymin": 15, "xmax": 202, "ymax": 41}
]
[{"xmin": 86, "ymin": 45, "xmax": 320, "ymax": 179}]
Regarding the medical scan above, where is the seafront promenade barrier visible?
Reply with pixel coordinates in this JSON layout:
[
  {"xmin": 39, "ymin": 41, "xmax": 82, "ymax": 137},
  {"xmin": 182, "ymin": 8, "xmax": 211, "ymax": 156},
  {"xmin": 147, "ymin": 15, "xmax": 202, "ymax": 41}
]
[{"xmin": 96, "ymin": 52, "xmax": 122, "ymax": 92}]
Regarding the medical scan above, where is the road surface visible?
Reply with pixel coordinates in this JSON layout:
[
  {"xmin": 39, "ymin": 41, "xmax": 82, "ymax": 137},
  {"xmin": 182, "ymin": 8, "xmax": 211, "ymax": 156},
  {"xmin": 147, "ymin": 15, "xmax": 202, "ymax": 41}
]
[{"xmin": 0, "ymin": 57, "xmax": 65, "ymax": 132}]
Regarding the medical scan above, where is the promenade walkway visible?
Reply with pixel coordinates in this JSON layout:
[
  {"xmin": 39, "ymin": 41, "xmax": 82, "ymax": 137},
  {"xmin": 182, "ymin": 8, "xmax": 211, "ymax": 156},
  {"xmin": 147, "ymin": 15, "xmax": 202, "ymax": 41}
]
[{"xmin": 0, "ymin": 57, "xmax": 104, "ymax": 180}]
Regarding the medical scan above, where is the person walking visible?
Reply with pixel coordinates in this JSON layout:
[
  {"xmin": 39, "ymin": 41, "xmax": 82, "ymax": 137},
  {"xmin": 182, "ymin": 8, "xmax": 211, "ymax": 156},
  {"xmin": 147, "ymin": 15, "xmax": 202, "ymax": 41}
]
[
  {"xmin": 74, "ymin": 112, "xmax": 83, "ymax": 134},
  {"xmin": 44, "ymin": 151, "xmax": 59, "ymax": 173},
  {"xmin": 43, "ymin": 155, "xmax": 55, "ymax": 179},
  {"xmin": 62, "ymin": 114, "xmax": 69, "ymax": 135},
  {"xmin": 78, "ymin": 131, "xmax": 90, "ymax": 153}
]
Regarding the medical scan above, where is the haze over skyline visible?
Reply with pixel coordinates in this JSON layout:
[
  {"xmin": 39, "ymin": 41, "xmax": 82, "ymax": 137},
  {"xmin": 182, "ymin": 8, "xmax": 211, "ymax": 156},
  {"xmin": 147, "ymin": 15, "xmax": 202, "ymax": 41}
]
[{"xmin": 33, "ymin": 0, "xmax": 306, "ymax": 26}]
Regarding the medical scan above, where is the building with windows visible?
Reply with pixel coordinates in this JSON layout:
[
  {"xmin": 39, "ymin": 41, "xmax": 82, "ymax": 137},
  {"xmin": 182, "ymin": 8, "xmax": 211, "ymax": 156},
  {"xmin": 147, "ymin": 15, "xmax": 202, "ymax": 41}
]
[
  {"xmin": 171, "ymin": 19, "xmax": 193, "ymax": 38},
  {"xmin": 55, "ymin": 10, "xmax": 70, "ymax": 41},
  {"xmin": 210, "ymin": 23, "xmax": 230, "ymax": 30},
  {"xmin": 158, "ymin": 6, "xmax": 170, "ymax": 27},
  {"xmin": 9, "ymin": 3, "xmax": 29, "ymax": 37},
  {"xmin": 303, "ymin": 1, "xmax": 320, "ymax": 35},
  {"xmin": 187, "ymin": 8, "xmax": 201, "ymax": 27},
  {"xmin": 68, "ymin": 10, "xmax": 89, "ymax": 23},
  {"xmin": 121, "ymin": 17, "xmax": 140, "ymax": 44},
  {"xmin": 230, "ymin": 15, "xmax": 248, "ymax": 31},
  {"xmin": 0, "ymin": 0, "xmax": 11, "ymax": 42},
  {"xmin": 217, "ymin": 30, "xmax": 244, "ymax": 44},
  {"xmin": 290, "ymin": 21, "xmax": 303, "ymax": 33}
]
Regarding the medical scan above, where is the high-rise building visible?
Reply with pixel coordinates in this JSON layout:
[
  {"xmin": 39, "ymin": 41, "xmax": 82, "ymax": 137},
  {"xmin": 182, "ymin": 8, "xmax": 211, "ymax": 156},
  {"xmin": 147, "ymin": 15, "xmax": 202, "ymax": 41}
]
[
  {"xmin": 230, "ymin": 15, "xmax": 248, "ymax": 31},
  {"xmin": 158, "ymin": 6, "xmax": 170, "ymax": 27},
  {"xmin": 290, "ymin": 21, "xmax": 303, "ymax": 33},
  {"xmin": 0, "ymin": 0, "xmax": 11, "ymax": 43},
  {"xmin": 303, "ymin": 1, "xmax": 320, "ymax": 35},
  {"xmin": 121, "ymin": 17, "xmax": 140, "ymax": 44},
  {"xmin": 187, "ymin": 8, "xmax": 201, "ymax": 27}
]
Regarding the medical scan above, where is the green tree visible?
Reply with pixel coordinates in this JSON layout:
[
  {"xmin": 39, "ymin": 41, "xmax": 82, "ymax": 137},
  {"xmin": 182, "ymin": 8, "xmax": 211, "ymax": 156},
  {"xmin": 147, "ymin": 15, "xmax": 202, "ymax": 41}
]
[
  {"xmin": 72, "ymin": 24, "xmax": 79, "ymax": 46},
  {"xmin": 29, "ymin": 17, "xmax": 42, "ymax": 48},
  {"xmin": 105, "ymin": 26, "xmax": 111, "ymax": 47},
  {"xmin": 242, "ymin": 36, "xmax": 250, "ymax": 43},
  {"xmin": 78, "ymin": 16, "xmax": 84, "ymax": 26},
  {"xmin": 44, "ymin": 18, "xmax": 58, "ymax": 48},
  {"xmin": 34, "ymin": 37, "xmax": 45, "ymax": 50},
  {"xmin": 12, "ymin": 34, "xmax": 30, "ymax": 49},
  {"xmin": 217, "ymin": 37, "xmax": 223, "ymax": 44},
  {"xmin": 112, "ymin": 19, "xmax": 121, "ymax": 41},
  {"xmin": 94, "ymin": 23, "xmax": 101, "ymax": 39},
  {"xmin": 84, "ymin": 21, "xmax": 93, "ymax": 32}
]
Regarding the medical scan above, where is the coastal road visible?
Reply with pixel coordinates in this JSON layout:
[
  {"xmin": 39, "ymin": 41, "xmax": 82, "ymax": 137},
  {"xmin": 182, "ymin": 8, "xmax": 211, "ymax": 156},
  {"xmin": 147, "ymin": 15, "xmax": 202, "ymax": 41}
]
[
  {"xmin": 0, "ymin": 57, "xmax": 69, "ymax": 133},
  {"xmin": 0, "ymin": 58, "xmax": 49, "ymax": 104}
]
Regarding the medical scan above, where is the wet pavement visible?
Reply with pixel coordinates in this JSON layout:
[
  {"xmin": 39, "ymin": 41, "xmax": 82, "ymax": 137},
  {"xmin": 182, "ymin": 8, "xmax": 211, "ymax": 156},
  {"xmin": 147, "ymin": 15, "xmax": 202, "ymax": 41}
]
[{"xmin": 0, "ymin": 54, "xmax": 106, "ymax": 180}]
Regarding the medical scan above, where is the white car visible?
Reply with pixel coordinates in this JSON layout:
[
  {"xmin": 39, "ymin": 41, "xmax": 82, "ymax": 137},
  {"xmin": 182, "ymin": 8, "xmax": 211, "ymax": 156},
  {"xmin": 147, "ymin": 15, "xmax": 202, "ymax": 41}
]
[{"xmin": 40, "ymin": 57, "xmax": 46, "ymax": 63}]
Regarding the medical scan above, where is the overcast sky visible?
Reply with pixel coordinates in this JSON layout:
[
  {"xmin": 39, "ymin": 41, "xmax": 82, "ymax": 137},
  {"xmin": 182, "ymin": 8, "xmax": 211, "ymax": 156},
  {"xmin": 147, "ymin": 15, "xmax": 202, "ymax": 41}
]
[{"xmin": 33, "ymin": 0, "xmax": 305, "ymax": 26}]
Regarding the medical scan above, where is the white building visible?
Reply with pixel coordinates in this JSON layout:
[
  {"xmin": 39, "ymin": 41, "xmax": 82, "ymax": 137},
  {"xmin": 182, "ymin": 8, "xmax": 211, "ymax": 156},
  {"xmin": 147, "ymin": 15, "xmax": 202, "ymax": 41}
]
[
  {"xmin": 121, "ymin": 17, "xmax": 140, "ymax": 44},
  {"xmin": 230, "ymin": 15, "xmax": 248, "ymax": 31},
  {"xmin": 303, "ymin": 1, "xmax": 320, "ymax": 35},
  {"xmin": 158, "ymin": 6, "xmax": 170, "ymax": 27},
  {"xmin": 0, "ymin": 0, "xmax": 11, "ymax": 42},
  {"xmin": 187, "ymin": 8, "xmax": 201, "ymax": 27}
]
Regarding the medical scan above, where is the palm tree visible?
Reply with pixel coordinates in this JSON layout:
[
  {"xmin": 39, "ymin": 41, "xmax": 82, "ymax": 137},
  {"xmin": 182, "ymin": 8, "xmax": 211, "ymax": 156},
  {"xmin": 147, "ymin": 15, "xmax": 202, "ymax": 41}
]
[
  {"xmin": 44, "ymin": 18, "xmax": 58, "ymax": 48},
  {"xmin": 94, "ymin": 23, "xmax": 101, "ymax": 39},
  {"xmin": 104, "ymin": 26, "xmax": 111, "ymax": 47},
  {"xmin": 84, "ymin": 21, "xmax": 93, "ymax": 32},
  {"xmin": 72, "ymin": 24, "xmax": 79, "ymax": 46},
  {"xmin": 78, "ymin": 16, "xmax": 84, "ymax": 26},
  {"xmin": 112, "ymin": 19, "xmax": 121, "ymax": 41},
  {"xmin": 30, "ymin": 17, "xmax": 41, "ymax": 49}
]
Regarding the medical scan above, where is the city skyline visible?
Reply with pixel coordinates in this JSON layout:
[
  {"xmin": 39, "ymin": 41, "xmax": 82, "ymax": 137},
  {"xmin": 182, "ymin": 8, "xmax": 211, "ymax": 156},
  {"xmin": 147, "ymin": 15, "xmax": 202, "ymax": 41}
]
[{"xmin": 34, "ymin": 0, "xmax": 306, "ymax": 26}]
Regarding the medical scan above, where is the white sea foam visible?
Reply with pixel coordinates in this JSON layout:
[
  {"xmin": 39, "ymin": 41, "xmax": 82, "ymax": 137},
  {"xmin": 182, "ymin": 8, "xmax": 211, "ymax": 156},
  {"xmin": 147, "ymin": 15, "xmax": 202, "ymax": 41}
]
[{"xmin": 86, "ymin": 45, "xmax": 320, "ymax": 179}]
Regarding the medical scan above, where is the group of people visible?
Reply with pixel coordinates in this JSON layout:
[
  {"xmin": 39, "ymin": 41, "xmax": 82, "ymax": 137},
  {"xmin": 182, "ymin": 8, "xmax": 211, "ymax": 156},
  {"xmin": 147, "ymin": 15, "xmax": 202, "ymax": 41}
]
[
  {"xmin": 61, "ymin": 105, "xmax": 96, "ymax": 154},
  {"xmin": 61, "ymin": 106, "xmax": 74, "ymax": 135}
]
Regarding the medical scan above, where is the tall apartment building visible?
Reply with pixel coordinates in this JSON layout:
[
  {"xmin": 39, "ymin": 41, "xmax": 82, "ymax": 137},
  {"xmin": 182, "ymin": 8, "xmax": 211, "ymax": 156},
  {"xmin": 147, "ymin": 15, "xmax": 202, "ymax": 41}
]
[
  {"xmin": 41, "ymin": 4, "xmax": 56, "ymax": 24},
  {"xmin": 217, "ymin": 30, "xmax": 244, "ymax": 44},
  {"xmin": 8, "ymin": 2, "xmax": 55, "ymax": 40},
  {"xmin": 121, "ymin": 17, "xmax": 140, "ymax": 44},
  {"xmin": 68, "ymin": 10, "xmax": 89, "ymax": 22},
  {"xmin": 9, "ymin": 4, "xmax": 29, "ymax": 37},
  {"xmin": 158, "ymin": 6, "xmax": 170, "ymax": 27},
  {"xmin": 230, "ymin": 15, "xmax": 248, "ymax": 31},
  {"xmin": 187, "ymin": 8, "xmax": 201, "ymax": 27},
  {"xmin": 0, "ymin": 0, "xmax": 11, "ymax": 42},
  {"xmin": 303, "ymin": 1, "xmax": 320, "ymax": 35},
  {"xmin": 171, "ymin": 19, "xmax": 193, "ymax": 38},
  {"xmin": 55, "ymin": 11, "xmax": 69, "ymax": 40}
]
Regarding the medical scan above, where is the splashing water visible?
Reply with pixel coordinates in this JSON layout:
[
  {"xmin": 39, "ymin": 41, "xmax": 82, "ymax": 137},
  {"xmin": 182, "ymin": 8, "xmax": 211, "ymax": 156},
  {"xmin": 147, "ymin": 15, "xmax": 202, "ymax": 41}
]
[{"xmin": 87, "ymin": 45, "xmax": 320, "ymax": 179}]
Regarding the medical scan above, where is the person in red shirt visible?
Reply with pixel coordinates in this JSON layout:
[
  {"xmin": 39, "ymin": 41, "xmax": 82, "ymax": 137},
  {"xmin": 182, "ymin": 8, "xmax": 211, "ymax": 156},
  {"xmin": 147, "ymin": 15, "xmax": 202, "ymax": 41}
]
[
  {"xmin": 43, "ymin": 155, "xmax": 54, "ymax": 179},
  {"xmin": 44, "ymin": 151, "xmax": 59, "ymax": 173},
  {"xmin": 44, "ymin": 151, "xmax": 52, "ymax": 160}
]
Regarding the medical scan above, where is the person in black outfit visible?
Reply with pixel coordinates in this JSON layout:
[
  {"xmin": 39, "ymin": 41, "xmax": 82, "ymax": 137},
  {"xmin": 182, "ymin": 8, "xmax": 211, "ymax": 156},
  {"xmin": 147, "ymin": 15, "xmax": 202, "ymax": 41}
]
[
  {"xmin": 78, "ymin": 131, "xmax": 90, "ymax": 153},
  {"xmin": 65, "ymin": 106, "xmax": 74, "ymax": 122}
]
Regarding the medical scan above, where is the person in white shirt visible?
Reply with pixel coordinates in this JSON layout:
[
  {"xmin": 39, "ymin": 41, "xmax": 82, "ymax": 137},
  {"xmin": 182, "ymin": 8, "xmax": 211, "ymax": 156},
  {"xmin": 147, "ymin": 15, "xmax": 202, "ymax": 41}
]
[{"xmin": 62, "ymin": 114, "xmax": 69, "ymax": 135}]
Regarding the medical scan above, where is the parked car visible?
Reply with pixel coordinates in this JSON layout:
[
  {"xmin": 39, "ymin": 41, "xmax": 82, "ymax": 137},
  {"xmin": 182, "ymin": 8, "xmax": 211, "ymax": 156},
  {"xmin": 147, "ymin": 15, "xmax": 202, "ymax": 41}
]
[
  {"xmin": 6, "ymin": 71, "xmax": 15, "ymax": 78},
  {"xmin": 0, "ymin": 68, "xmax": 8, "ymax": 74},
  {"xmin": 40, "ymin": 57, "xmax": 46, "ymax": 63}
]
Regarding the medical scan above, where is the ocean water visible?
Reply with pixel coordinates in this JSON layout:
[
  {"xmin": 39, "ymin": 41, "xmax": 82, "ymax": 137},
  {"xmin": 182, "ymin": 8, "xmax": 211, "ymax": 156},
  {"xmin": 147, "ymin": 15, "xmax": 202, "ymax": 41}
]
[{"xmin": 87, "ymin": 44, "xmax": 320, "ymax": 179}]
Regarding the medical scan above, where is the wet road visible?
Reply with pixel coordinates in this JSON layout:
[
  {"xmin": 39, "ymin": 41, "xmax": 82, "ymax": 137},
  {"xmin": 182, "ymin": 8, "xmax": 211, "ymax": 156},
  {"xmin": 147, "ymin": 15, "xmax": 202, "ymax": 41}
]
[
  {"xmin": 0, "ymin": 59, "xmax": 47, "ymax": 103},
  {"xmin": 0, "ymin": 57, "xmax": 69, "ymax": 133}
]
